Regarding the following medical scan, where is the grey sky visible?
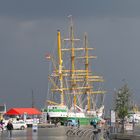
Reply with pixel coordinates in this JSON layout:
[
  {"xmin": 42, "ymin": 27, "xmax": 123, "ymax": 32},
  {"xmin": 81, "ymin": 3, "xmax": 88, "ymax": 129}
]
[
  {"xmin": 0, "ymin": 0, "xmax": 140, "ymax": 110},
  {"xmin": 0, "ymin": 1, "xmax": 140, "ymax": 18}
]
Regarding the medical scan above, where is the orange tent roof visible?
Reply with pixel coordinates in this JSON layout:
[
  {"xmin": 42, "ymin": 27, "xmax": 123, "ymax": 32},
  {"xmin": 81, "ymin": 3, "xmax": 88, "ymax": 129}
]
[{"xmin": 5, "ymin": 108, "xmax": 41, "ymax": 115}]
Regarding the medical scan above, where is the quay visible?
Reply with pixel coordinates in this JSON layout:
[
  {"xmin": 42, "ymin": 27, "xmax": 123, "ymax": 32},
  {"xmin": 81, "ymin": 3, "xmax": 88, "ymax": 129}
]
[{"xmin": 0, "ymin": 124, "xmax": 140, "ymax": 139}]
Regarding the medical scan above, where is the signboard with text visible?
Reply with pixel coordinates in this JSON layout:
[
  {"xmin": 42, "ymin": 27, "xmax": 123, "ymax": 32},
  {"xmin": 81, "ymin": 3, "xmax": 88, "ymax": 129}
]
[
  {"xmin": 110, "ymin": 110, "xmax": 116, "ymax": 126},
  {"xmin": 124, "ymin": 123, "xmax": 133, "ymax": 130}
]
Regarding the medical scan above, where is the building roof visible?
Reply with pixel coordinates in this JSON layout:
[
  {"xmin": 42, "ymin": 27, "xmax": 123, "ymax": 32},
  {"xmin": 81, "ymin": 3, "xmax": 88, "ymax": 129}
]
[{"xmin": 5, "ymin": 108, "xmax": 41, "ymax": 115}]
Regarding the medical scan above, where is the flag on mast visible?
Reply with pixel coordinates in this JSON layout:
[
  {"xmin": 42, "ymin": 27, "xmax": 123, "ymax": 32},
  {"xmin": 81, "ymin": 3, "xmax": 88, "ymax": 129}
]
[{"xmin": 45, "ymin": 53, "xmax": 51, "ymax": 59}]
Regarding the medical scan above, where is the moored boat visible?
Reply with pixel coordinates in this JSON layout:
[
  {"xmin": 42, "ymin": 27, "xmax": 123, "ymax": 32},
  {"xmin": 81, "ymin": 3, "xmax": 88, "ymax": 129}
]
[{"xmin": 42, "ymin": 17, "xmax": 105, "ymax": 125}]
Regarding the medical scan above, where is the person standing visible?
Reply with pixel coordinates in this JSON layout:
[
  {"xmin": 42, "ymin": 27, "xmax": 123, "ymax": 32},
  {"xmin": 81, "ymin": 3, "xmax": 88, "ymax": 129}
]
[
  {"xmin": 6, "ymin": 120, "xmax": 13, "ymax": 138},
  {"xmin": 78, "ymin": 119, "xmax": 80, "ymax": 128},
  {"xmin": 93, "ymin": 120, "xmax": 97, "ymax": 129},
  {"xmin": 0, "ymin": 119, "xmax": 4, "ymax": 131}
]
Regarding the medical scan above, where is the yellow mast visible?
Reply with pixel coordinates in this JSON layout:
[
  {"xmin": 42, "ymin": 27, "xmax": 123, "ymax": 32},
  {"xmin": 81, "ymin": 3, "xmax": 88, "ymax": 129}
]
[
  {"xmin": 57, "ymin": 30, "xmax": 64, "ymax": 105},
  {"xmin": 84, "ymin": 33, "xmax": 105, "ymax": 111},
  {"xmin": 69, "ymin": 16, "xmax": 77, "ymax": 107},
  {"xmin": 84, "ymin": 33, "xmax": 90, "ymax": 111},
  {"xmin": 84, "ymin": 34, "xmax": 89, "ymax": 82},
  {"xmin": 70, "ymin": 20, "xmax": 76, "ymax": 87}
]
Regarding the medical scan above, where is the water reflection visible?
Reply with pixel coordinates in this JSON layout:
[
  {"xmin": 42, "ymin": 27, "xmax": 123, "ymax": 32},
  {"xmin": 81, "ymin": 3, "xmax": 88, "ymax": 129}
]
[
  {"xmin": 26, "ymin": 129, "xmax": 38, "ymax": 140},
  {"xmin": 0, "ymin": 127, "xmax": 68, "ymax": 140}
]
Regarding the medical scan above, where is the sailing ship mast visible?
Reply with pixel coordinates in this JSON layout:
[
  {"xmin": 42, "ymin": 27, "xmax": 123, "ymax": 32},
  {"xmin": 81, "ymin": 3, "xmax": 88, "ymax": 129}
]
[
  {"xmin": 84, "ymin": 35, "xmax": 105, "ymax": 111},
  {"xmin": 84, "ymin": 34, "xmax": 91, "ymax": 111},
  {"xmin": 57, "ymin": 30, "xmax": 64, "ymax": 106},
  {"xmin": 69, "ymin": 16, "xmax": 77, "ymax": 107},
  {"xmin": 63, "ymin": 16, "xmax": 81, "ymax": 109}
]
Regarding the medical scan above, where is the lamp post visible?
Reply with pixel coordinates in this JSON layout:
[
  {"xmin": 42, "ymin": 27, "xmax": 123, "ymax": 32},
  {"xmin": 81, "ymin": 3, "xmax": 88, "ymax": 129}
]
[{"xmin": 132, "ymin": 114, "xmax": 135, "ymax": 133}]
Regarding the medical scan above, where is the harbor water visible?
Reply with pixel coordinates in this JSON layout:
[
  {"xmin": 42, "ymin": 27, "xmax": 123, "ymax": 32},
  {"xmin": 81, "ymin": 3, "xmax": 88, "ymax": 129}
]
[
  {"xmin": 0, "ymin": 126, "xmax": 67, "ymax": 140},
  {"xmin": 1, "ymin": 125, "xmax": 140, "ymax": 140}
]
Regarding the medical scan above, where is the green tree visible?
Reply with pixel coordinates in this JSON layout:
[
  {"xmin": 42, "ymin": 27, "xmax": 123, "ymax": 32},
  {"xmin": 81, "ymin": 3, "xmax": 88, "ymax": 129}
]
[{"xmin": 114, "ymin": 83, "xmax": 131, "ymax": 132}]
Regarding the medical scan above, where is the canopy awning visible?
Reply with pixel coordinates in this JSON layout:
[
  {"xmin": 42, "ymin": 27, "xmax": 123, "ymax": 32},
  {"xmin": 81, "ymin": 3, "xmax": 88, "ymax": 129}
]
[{"xmin": 5, "ymin": 108, "xmax": 42, "ymax": 115}]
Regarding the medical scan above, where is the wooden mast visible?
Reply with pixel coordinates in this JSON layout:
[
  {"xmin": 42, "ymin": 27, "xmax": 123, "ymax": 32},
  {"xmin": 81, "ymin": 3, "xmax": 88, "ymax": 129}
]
[
  {"xmin": 69, "ymin": 17, "xmax": 77, "ymax": 107},
  {"xmin": 84, "ymin": 33, "xmax": 90, "ymax": 111},
  {"xmin": 57, "ymin": 30, "xmax": 64, "ymax": 105}
]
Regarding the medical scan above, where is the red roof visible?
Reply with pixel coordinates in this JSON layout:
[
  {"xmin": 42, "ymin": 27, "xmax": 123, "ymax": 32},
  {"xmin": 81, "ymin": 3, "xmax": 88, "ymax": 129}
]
[{"xmin": 5, "ymin": 108, "xmax": 42, "ymax": 115}]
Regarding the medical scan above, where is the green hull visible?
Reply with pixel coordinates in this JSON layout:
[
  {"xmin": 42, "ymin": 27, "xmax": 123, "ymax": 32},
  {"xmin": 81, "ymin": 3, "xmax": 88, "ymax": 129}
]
[
  {"xmin": 53, "ymin": 116, "xmax": 93, "ymax": 125},
  {"xmin": 42, "ymin": 107, "xmax": 95, "ymax": 125},
  {"xmin": 68, "ymin": 117, "xmax": 93, "ymax": 125}
]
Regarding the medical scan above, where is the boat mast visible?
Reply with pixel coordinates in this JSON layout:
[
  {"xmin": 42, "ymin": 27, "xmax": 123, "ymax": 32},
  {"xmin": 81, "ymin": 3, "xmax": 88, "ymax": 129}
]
[
  {"xmin": 70, "ymin": 18, "xmax": 76, "ymax": 106},
  {"xmin": 68, "ymin": 16, "xmax": 75, "ymax": 85},
  {"xmin": 84, "ymin": 34, "xmax": 90, "ymax": 111},
  {"xmin": 84, "ymin": 33, "xmax": 106, "ymax": 111},
  {"xmin": 57, "ymin": 30, "xmax": 64, "ymax": 105},
  {"xmin": 67, "ymin": 16, "xmax": 77, "ymax": 107}
]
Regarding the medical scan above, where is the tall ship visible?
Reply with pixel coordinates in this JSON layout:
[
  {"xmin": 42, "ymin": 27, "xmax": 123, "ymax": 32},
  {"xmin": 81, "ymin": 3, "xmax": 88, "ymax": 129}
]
[{"xmin": 43, "ymin": 17, "xmax": 105, "ymax": 125}]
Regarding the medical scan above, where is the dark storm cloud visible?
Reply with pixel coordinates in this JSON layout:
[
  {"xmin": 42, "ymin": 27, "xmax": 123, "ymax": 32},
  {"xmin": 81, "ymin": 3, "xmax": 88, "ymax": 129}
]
[{"xmin": 0, "ymin": 0, "xmax": 140, "ymax": 19}]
